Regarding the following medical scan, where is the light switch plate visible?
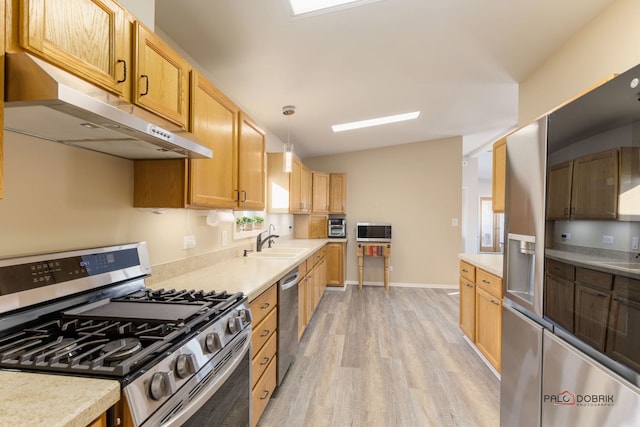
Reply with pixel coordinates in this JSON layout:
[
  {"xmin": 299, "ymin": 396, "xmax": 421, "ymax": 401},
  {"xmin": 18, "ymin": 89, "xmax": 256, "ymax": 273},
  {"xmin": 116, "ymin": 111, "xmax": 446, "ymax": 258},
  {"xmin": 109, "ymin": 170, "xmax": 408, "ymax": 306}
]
[
  {"xmin": 632, "ymin": 236, "xmax": 639, "ymax": 251},
  {"xmin": 602, "ymin": 235, "xmax": 614, "ymax": 245}
]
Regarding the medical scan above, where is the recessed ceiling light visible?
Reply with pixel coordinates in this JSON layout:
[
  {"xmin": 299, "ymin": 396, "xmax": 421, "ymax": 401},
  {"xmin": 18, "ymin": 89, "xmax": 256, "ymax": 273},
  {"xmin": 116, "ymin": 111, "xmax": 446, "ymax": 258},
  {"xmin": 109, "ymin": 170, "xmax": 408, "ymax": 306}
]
[
  {"xmin": 332, "ymin": 111, "xmax": 421, "ymax": 133},
  {"xmin": 288, "ymin": 0, "xmax": 380, "ymax": 16}
]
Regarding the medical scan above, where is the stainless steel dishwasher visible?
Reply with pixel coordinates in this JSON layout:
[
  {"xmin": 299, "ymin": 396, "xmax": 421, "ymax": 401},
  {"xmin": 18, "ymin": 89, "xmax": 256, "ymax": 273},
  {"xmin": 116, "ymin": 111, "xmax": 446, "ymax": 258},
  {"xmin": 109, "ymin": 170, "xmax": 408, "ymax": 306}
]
[{"xmin": 277, "ymin": 267, "xmax": 300, "ymax": 386}]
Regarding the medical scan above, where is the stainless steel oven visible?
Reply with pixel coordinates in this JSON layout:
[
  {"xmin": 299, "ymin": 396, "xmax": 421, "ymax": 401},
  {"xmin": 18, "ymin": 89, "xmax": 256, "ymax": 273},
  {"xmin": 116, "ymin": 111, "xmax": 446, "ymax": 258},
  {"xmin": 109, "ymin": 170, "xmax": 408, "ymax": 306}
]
[
  {"xmin": 145, "ymin": 328, "xmax": 251, "ymax": 426},
  {"xmin": 0, "ymin": 242, "xmax": 253, "ymax": 427}
]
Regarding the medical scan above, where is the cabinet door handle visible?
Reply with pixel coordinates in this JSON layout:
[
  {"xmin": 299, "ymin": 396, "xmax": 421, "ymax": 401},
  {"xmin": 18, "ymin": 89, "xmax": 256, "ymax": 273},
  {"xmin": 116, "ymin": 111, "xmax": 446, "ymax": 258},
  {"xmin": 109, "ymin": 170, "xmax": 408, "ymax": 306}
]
[
  {"xmin": 462, "ymin": 269, "xmax": 469, "ymax": 273},
  {"xmin": 260, "ymin": 329, "xmax": 270, "ymax": 337},
  {"xmin": 140, "ymin": 74, "xmax": 149, "ymax": 96},
  {"xmin": 260, "ymin": 390, "xmax": 270, "ymax": 400},
  {"xmin": 597, "ymin": 292, "xmax": 608, "ymax": 298},
  {"xmin": 482, "ymin": 279, "xmax": 491, "ymax": 284},
  {"xmin": 116, "ymin": 59, "xmax": 127, "ymax": 83},
  {"xmin": 234, "ymin": 189, "xmax": 240, "ymax": 202},
  {"xmin": 241, "ymin": 190, "xmax": 247, "ymax": 202},
  {"xmin": 260, "ymin": 356, "xmax": 270, "ymax": 366},
  {"xmin": 260, "ymin": 302, "xmax": 270, "ymax": 309},
  {"xmin": 466, "ymin": 283, "xmax": 473, "ymax": 288},
  {"xmin": 491, "ymin": 299, "xmax": 500, "ymax": 306}
]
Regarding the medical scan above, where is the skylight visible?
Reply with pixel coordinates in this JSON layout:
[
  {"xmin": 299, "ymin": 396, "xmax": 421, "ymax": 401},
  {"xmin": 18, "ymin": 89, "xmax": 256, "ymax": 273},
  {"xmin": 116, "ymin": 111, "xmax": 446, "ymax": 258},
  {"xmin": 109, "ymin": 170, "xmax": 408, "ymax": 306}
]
[
  {"xmin": 332, "ymin": 111, "xmax": 421, "ymax": 132},
  {"xmin": 288, "ymin": 0, "xmax": 379, "ymax": 16}
]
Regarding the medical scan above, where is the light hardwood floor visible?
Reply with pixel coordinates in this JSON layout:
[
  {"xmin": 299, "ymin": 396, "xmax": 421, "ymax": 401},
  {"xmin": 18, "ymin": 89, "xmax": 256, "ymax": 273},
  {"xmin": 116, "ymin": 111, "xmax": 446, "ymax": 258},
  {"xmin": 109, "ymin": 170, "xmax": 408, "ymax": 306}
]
[{"xmin": 258, "ymin": 286, "xmax": 500, "ymax": 427}]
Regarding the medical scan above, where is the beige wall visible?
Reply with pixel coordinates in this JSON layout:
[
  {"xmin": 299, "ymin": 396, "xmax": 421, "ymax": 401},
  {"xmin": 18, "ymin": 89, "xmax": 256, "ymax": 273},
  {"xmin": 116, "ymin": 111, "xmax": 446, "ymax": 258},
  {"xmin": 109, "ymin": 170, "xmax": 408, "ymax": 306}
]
[
  {"xmin": 305, "ymin": 137, "xmax": 462, "ymax": 286},
  {"xmin": 519, "ymin": 0, "xmax": 640, "ymax": 125},
  {"xmin": 0, "ymin": 132, "xmax": 250, "ymax": 265}
]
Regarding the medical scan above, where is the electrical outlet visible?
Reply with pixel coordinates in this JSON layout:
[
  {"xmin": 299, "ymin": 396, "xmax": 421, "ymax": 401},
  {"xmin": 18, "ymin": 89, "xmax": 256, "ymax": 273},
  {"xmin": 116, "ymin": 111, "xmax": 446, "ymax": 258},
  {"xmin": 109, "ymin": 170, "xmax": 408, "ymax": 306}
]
[
  {"xmin": 183, "ymin": 235, "xmax": 196, "ymax": 249},
  {"xmin": 561, "ymin": 233, "xmax": 571, "ymax": 240},
  {"xmin": 632, "ymin": 237, "xmax": 639, "ymax": 251},
  {"xmin": 389, "ymin": 266, "xmax": 393, "ymax": 272},
  {"xmin": 602, "ymin": 235, "xmax": 614, "ymax": 245},
  {"xmin": 451, "ymin": 218, "xmax": 458, "ymax": 227}
]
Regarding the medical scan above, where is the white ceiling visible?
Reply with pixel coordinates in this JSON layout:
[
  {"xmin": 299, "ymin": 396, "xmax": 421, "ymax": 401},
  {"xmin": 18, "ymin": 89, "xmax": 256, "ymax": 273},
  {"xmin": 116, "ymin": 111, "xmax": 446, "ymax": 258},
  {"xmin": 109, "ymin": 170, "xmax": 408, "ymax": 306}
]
[{"xmin": 154, "ymin": 0, "xmax": 616, "ymax": 159}]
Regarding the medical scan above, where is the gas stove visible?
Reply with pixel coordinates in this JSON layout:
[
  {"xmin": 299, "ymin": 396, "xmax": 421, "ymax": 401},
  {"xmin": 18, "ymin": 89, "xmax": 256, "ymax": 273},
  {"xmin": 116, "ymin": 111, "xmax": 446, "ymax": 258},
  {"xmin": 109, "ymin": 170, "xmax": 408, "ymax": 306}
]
[{"xmin": 0, "ymin": 243, "xmax": 252, "ymax": 426}]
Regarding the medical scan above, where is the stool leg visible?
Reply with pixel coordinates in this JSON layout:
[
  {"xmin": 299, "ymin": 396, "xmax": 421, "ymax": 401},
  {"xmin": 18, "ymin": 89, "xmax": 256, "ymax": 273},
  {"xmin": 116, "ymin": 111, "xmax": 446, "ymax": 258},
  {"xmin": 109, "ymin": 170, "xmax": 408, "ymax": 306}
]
[
  {"xmin": 384, "ymin": 255, "xmax": 390, "ymax": 292},
  {"xmin": 358, "ymin": 253, "xmax": 363, "ymax": 291}
]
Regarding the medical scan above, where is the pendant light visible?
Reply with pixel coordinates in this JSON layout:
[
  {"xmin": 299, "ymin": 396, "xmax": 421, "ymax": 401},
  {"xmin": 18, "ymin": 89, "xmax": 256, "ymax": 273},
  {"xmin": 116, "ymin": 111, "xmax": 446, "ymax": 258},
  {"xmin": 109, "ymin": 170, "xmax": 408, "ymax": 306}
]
[{"xmin": 283, "ymin": 105, "xmax": 295, "ymax": 173}]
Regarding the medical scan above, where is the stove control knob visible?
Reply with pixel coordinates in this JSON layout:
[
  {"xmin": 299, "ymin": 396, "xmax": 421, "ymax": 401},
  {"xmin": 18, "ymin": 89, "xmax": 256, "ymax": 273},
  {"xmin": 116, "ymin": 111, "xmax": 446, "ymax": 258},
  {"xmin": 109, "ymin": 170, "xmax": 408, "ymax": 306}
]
[
  {"xmin": 240, "ymin": 308, "xmax": 253, "ymax": 325},
  {"xmin": 228, "ymin": 316, "xmax": 244, "ymax": 334},
  {"xmin": 204, "ymin": 332, "xmax": 222, "ymax": 353},
  {"xmin": 175, "ymin": 353, "xmax": 197, "ymax": 379},
  {"xmin": 228, "ymin": 316, "xmax": 239, "ymax": 334},
  {"xmin": 149, "ymin": 371, "xmax": 176, "ymax": 401}
]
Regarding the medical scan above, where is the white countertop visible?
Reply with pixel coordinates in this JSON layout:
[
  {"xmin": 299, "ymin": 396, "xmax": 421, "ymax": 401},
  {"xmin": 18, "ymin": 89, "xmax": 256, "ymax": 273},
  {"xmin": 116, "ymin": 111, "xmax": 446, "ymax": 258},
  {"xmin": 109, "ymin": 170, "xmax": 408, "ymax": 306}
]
[
  {"xmin": 149, "ymin": 238, "xmax": 336, "ymax": 300},
  {"xmin": 458, "ymin": 253, "xmax": 504, "ymax": 277},
  {"xmin": 0, "ymin": 371, "xmax": 119, "ymax": 427}
]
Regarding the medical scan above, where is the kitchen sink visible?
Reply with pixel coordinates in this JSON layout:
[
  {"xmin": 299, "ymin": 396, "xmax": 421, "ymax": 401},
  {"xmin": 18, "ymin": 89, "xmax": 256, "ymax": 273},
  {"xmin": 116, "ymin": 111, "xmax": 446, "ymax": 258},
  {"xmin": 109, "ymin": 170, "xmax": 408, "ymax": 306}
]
[{"xmin": 247, "ymin": 247, "xmax": 307, "ymax": 259}]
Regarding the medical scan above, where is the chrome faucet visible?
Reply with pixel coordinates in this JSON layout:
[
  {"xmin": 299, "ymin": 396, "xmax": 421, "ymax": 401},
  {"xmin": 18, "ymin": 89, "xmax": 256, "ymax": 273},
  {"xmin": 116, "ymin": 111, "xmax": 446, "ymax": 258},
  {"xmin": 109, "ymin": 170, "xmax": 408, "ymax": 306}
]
[{"xmin": 256, "ymin": 228, "xmax": 279, "ymax": 252}]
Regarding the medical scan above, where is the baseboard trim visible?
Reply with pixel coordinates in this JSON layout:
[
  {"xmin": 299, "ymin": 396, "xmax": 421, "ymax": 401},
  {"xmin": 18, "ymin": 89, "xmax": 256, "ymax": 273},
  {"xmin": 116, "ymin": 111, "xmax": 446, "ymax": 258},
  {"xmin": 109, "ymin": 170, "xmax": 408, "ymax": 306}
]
[
  {"xmin": 343, "ymin": 280, "xmax": 457, "ymax": 289},
  {"xmin": 462, "ymin": 334, "xmax": 501, "ymax": 380}
]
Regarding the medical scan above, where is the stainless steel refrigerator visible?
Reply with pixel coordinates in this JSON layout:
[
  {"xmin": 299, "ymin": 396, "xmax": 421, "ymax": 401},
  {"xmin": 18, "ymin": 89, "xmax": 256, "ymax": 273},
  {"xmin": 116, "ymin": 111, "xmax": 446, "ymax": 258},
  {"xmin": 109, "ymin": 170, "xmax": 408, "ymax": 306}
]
[{"xmin": 500, "ymin": 64, "xmax": 640, "ymax": 426}]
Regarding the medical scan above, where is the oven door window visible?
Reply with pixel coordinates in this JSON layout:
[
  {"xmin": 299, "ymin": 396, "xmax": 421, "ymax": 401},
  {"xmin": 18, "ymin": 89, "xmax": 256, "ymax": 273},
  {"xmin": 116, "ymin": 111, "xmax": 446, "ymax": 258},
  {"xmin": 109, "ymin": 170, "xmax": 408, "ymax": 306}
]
[{"xmin": 182, "ymin": 349, "xmax": 250, "ymax": 427}]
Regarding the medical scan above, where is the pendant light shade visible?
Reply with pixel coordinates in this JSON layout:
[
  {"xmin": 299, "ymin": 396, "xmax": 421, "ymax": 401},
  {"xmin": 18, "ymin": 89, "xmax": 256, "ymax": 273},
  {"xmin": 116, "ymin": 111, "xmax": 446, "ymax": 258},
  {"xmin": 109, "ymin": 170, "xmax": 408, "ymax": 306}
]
[{"xmin": 283, "ymin": 105, "xmax": 296, "ymax": 173}]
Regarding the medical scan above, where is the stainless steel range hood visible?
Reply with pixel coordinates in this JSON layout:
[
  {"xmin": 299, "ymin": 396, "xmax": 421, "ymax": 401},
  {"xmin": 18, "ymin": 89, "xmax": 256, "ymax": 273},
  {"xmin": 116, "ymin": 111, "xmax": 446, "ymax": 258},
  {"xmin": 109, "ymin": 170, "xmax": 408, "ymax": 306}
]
[{"xmin": 4, "ymin": 53, "xmax": 212, "ymax": 160}]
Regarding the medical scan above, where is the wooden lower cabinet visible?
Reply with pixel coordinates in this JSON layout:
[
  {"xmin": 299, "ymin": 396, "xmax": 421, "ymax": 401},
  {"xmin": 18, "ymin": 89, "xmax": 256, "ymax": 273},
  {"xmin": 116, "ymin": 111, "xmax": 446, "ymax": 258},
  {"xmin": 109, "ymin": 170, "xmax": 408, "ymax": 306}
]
[
  {"xmin": 459, "ymin": 277, "xmax": 475, "ymax": 341},
  {"xmin": 607, "ymin": 276, "xmax": 640, "ymax": 372},
  {"xmin": 544, "ymin": 274, "xmax": 575, "ymax": 332},
  {"xmin": 252, "ymin": 355, "xmax": 277, "ymax": 426},
  {"xmin": 458, "ymin": 260, "xmax": 502, "ymax": 372},
  {"xmin": 475, "ymin": 286, "xmax": 502, "ymax": 371},
  {"xmin": 87, "ymin": 412, "xmax": 107, "ymax": 427},
  {"xmin": 298, "ymin": 248, "xmax": 327, "ymax": 339},
  {"xmin": 574, "ymin": 267, "xmax": 612, "ymax": 352},
  {"xmin": 249, "ymin": 284, "xmax": 277, "ymax": 427},
  {"xmin": 326, "ymin": 242, "xmax": 345, "ymax": 287}
]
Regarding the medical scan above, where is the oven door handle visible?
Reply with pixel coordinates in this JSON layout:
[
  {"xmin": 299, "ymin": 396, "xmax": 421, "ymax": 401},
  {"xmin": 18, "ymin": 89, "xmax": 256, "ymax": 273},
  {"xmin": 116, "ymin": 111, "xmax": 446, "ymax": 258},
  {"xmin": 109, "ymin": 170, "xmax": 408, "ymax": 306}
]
[{"xmin": 160, "ymin": 331, "xmax": 251, "ymax": 427}]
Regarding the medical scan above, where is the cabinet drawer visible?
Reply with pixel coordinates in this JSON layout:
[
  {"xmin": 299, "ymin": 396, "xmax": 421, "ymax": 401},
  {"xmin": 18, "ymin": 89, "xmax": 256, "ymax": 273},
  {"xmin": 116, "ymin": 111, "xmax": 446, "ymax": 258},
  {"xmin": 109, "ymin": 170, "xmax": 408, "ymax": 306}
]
[
  {"xmin": 252, "ymin": 356, "xmax": 277, "ymax": 427},
  {"xmin": 546, "ymin": 258, "xmax": 575, "ymax": 281},
  {"xmin": 459, "ymin": 261, "xmax": 476, "ymax": 283},
  {"xmin": 312, "ymin": 247, "xmax": 326, "ymax": 266},
  {"xmin": 476, "ymin": 269, "xmax": 502, "ymax": 299},
  {"xmin": 252, "ymin": 332, "xmax": 276, "ymax": 388},
  {"xmin": 252, "ymin": 308, "xmax": 277, "ymax": 355},
  {"xmin": 249, "ymin": 284, "xmax": 277, "ymax": 326},
  {"xmin": 613, "ymin": 275, "xmax": 640, "ymax": 301},
  {"xmin": 576, "ymin": 267, "xmax": 613, "ymax": 292}
]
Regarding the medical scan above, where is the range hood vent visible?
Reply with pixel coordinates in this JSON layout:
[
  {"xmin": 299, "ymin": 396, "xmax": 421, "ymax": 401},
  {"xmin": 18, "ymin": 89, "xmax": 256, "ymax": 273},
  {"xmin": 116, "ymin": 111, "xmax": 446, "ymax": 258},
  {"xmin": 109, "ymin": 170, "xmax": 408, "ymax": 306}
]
[{"xmin": 4, "ymin": 53, "xmax": 212, "ymax": 160}]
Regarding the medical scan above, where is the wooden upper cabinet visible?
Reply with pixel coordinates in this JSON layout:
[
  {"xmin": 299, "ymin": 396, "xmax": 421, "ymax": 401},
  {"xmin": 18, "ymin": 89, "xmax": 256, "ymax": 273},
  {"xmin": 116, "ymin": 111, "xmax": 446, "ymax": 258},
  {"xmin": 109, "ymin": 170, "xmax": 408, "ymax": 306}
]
[
  {"xmin": 133, "ymin": 71, "xmax": 237, "ymax": 209},
  {"xmin": 17, "ymin": 0, "xmax": 130, "ymax": 98},
  {"xmin": 329, "ymin": 173, "xmax": 347, "ymax": 214},
  {"xmin": 289, "ymin": 158, "xmax": 303, "ymax": 213},
  {"xmin": 491, "ymin": 138, "xmax": 506, "ymax": 213},
  {"xmin": 237, "ymin": 112, "xmax": 266, "ymax": 210},
  {"xmin": 570, "ymin": 149, "xmax": 618, "ymax": 220},
  {"xmin": 546, "ymin": 161, "xmax": 573, "ymax": 220},
  {"xmin": 189, "ymin": 70, "xmax": 238, "ymax": 208},
  {"xmin": 133, "ymin": 22, "xmax": 190, "ymax": 128},
  {"xmin": 312, "ymin": 172, "xmax": 329, "ymax": 213},
  {"xmin": 547, "ymin": 149, "xmax": 619, "ymax": 220}
]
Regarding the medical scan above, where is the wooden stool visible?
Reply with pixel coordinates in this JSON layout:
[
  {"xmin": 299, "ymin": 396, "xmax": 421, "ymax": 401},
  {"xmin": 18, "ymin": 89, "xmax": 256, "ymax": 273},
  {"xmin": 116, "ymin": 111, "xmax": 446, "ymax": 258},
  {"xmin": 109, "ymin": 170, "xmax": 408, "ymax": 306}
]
[{"xmin": 356, "ymin": 243, "xmax": 391, "ymax": 291}]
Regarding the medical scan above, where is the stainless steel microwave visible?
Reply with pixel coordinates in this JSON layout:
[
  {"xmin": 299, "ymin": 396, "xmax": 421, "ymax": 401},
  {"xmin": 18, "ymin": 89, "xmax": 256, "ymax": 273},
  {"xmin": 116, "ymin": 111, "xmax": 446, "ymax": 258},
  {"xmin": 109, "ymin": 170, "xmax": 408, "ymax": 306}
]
[{"xmin": 356, "ymin": 223, "xmax": 392, "ymax": 242}]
